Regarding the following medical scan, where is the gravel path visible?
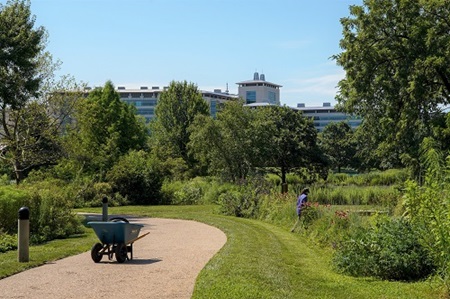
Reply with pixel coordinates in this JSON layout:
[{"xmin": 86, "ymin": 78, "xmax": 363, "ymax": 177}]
[{"xmin": 0, "ymin": 217, "xmax": 227, "ymax": 299}]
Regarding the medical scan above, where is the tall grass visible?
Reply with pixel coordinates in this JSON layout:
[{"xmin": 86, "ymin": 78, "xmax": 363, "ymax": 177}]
[
  {"xmin": 326, "ymin": 169, "xmax": 409, "ymax": 186},
  {"xmin": 310, "ymin": 185, "xmax": 400, "ymax": 207}
]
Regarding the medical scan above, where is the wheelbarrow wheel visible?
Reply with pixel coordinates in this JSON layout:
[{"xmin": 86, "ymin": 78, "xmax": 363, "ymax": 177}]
[
  {"xmin": 91, "ymin": 243, "xmax": 103, "ymax": 263},
  {"xmin": 115, "ymin": 243, "xmax": 128, "ymax": 263}
]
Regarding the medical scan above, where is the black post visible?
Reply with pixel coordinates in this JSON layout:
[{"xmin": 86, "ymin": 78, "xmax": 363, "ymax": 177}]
[
  {"xmin": 18, "ymin": 207, "xmax": 30, "ymax": 262},
  {"xmin": 102, "ymin": 197, "xmax": 108, "ymax": 222}
]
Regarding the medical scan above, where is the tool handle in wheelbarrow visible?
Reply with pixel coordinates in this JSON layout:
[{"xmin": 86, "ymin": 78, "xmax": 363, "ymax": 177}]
[{"xmin": 126, "ymin": 231, "xmax": 150, "ymax": 245}]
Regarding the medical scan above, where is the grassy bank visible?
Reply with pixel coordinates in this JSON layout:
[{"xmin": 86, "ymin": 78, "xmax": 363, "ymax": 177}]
[{"xmin": 0, "ymin": 205, "xmax": 443, "ymax": 298}]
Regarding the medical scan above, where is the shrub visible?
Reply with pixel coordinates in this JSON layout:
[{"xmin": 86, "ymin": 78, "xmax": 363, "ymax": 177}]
[
  {"xmin": 106, "ymin": 150, "xmax": 163, "ymax": 205},
  {"xmin": 173, "ymin": 182, "xmax": 202, "ymax": 205},
  {"xmin": 218, "ymin": 184, "xmax": 262, "ymax": 218},
  {"xmin": 0, "ymin": 181, "xmax": 84, "ymax": 244},
  {"xmin": 332, "ymin": 217, "xmax": 435, "ymax": 281},
  {"xmin": 26, "ymin": 190, "xmax": 83, "ymax": 243},
  {"xmin": 0, "ymin": 233, "xmax": 17, "ymax": 253},
  {"xmin": 0, "ymin": 187, "xmax": 32, "ymax": 234}
]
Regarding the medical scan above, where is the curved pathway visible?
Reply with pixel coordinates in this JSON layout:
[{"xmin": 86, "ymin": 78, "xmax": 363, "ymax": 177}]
[{"xmin": 0, "ymin": 217, "xmax": 227, "ymax": 299}]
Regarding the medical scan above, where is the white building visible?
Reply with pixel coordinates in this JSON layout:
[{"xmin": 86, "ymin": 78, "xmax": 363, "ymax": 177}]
[
  {"xmin": 296, "ymin": 102, "xmax": 362, "ymax": 131},
  {"xmin": 116, "ymin": 85, "xmax": 238, "ymax": 121},
  {"xmin": 236, "ymin": 72, "xmax": 281, "ymax": 105}
]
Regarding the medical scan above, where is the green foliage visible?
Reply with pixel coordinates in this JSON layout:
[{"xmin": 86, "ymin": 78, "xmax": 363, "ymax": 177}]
[
  {"xmin": 403, "ymin": 138, "xmax": 450, "ymax": 288},
  {"xmin": 0, "ymin": 0, "xmax": 75, "ymax": 184},
  {"xmin": 319, "ymin": 122, "xmax": 357, "ymax": 172},
  {"xmin": 311, "ymin": 185, "xmax": 399, "ymax": 207},
  {"xmin": 333, "ymin": 217, "xmax": 435, "ymax": 281},
  {"xmin": 189, "ymin": 103, "xmax": 328, "ymax": 187},
  {"xmin": 188, "ymin": 101, "xmax": 260, "ymax": 182},
  {"xmin": 106, "ymin": 150, "xmax": 163, "ymax": 205},
  {"xmin": 255, "ymin": 105, "xmax": 327, "ymax": 186},
  {"xmin": 335, "ymin": 0, "xmax": 450, "ymax": 171},
  {"xmin": 217, "ymin": 177, "xmax": 270, "ymax": 218},
  {"xmin": 150, "ymin": 80, "xmax": 209, "ymax": 177},
  {"xmin": 0, "ymin": 183, "xmax": 83, "ymax": 244},
  {"xmin": 0, "ymin": 187, "xmax": 31, "ymax": 233},
  {"xmin": 0, "ymin": 233, "xmax": 17, "ymax": 253},
  {"xmin": 326, "ymin": 169, "xmax": 409, "ymax": 186},
  {"xmin": 66, "ymin": 81, "xmax": 147, "ymax": 177}
]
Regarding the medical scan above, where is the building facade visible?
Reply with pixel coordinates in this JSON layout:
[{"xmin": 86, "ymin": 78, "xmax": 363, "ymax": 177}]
[
  {"xmin": 236, "ymin": 72, "xmax": 282, "ymax": 105},
  {"xmin": 116, "ymin": 86, "xmax": 238, "ymax": 122},
  {"xmin": 296, "ymin": 102, "xmax": 362, "ymax": 131}
]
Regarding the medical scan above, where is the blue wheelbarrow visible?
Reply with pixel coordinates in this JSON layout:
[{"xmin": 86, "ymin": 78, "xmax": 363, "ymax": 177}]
[{"xmin": 88, "ymin": 217, "xmax": 149, "ymax": 263}]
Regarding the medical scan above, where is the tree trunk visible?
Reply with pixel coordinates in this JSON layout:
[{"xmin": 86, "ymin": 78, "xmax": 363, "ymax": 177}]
[
  {"xmin": 14, "ymin": 160, "xmax": 23, "ymax": 185},
  {"xmin": 281, "ymin": 168, "xmax": 288, "ymax": 193}
]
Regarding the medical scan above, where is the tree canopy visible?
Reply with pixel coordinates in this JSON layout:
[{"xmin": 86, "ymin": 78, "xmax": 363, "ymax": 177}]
[
  {"xmin": 334, "ymin": 0, "xmax": 450, "ymax": 169},
  {"xmin": 189, "ymin": 103, "xmax": 327, "ymax": 190},
  {"xmin": 66, "ymin": 81, "xmax": 147, "ymax": 177},
  {"xmin": 0, "ymin": 0, "xmax": 72, "ymax": 183},
  {"xmin": 319, "ymin": 122, "xmax": 356, "ymax": 173},
  {"xmin": 189, "ymin": 100, "xmax": 260, "ymax": 182},
  {"xmin": 256, "ymin": 106, "xmax": 326, "ymax": 190},
  {"xmin": 150, "ymin": 81, "xmax": 209, "ymax": 177}
]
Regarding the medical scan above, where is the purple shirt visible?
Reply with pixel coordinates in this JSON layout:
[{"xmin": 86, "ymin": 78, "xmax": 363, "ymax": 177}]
[{"xmin": 296, "ymin": 193, "xmax": 308, "ymax": 215}]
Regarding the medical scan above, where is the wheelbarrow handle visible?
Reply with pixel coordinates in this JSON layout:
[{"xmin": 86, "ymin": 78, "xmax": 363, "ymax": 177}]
[{"xmin": 126, "ymin": 232, "xmax": 150, "ymax": 245}]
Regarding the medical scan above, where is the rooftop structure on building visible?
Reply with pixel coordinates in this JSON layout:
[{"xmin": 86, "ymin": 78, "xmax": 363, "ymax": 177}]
[
  {"xmin": 236, "ymin": 72, "xmax": 282, "ymax": 105},
  {"xmin": 296, "ymin": 102, "xmax": 362, "ymax": 131}
]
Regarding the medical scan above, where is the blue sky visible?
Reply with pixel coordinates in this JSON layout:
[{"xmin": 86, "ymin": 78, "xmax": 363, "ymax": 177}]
[{"xmin": 28, "ymin": 0, "xmax": 362, "ymax": 107}]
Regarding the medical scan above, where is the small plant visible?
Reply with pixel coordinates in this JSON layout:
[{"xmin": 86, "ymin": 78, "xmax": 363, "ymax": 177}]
[{"xmin": 0, "ymin": 233, "xmax": 17, "ymax": 253}]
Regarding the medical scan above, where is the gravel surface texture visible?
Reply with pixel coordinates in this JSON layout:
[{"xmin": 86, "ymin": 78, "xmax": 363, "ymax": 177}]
[{"xmin": 0, "ymin": 217, "xmax": 227, "ymax": 299}]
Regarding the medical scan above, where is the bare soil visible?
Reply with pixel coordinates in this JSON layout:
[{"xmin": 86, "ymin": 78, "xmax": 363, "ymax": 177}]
[{"xmin": 0, "ymin": 217, "xmax": 227, "ymax": 299}]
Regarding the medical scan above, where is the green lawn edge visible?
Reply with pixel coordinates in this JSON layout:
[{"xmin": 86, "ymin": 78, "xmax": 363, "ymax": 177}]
[{"xmin": 0, "ymin": 205, "xmax": 443, "ymax": 298}]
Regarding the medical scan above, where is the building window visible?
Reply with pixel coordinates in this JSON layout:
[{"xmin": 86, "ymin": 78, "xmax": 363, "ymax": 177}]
[
  {"xmin": 246, "ymin": 91, "xmax": 256, "ymax": 104},
  {"xmin": 268, "ymin": 91, "xmax": 276, "ymax": 104}
]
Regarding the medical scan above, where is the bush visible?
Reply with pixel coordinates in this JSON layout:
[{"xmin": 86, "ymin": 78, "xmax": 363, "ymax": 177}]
[
  {"xmin": 332, "ymin": 217, "xmax": 435, "ymax": 281},
  {"xmin": 0, "ymin": 187, "xmax": 33, "ymax": 234},
  {"xmin": 0, "ymin": 233, "xmax": 17, "ymax": 253},
  {"xmin": 218, "ymin": 183, "xmax": 264, "ymax": 218},
  {"xmin": 0, "ymin": 181, "xmax": 84, "ymax": 244},
  {"xmin": 106, "ymin": 150, "xmax": 163, "ymax": 205}
]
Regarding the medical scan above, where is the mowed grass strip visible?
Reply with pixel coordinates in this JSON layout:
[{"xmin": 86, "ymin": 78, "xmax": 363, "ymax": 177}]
[
  {"xmin": 97, "ymin": 205, "xmax": 442, "ymax": 299},
  {"xmin": 1, "ymin": 205, "xmax": 443, "ymax": 298}
]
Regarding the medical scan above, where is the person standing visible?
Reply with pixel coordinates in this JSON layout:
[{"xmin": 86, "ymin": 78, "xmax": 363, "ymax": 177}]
[{"xmin": 291, "ymin": 188, "xmax": 309, "ymax": 232}]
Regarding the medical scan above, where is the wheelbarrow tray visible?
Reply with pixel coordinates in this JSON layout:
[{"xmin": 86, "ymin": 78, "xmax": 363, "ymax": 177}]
[{"xmin": 88, "ymin": 221, "xmax": 143, "ymax": 244}]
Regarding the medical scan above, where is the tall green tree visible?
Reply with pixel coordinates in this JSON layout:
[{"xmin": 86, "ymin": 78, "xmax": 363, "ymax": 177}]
[
  {"xmin": 334, "ymin": 0, "xmax": 450, "ymax": 170},
  {"xmin": 319, "ymin": 122, "xmax": 357, "ymax": 173},
  {"xmin": 66, "ymin": 81, "xmax": 147, "ymax": 177},
  {"xmin": 0, "ymin": 0, "xmax": 76, "ymax": 183},
  {"xmin": 188, "ymin": 100, "xmax": 259, "ymax": 182},
  {"xmin": 256, "ymin": 106, "xmax": 326, "ymax": 192},
  {"xmin": 150, "ymin": 81, "xmax": 209, "ymax": 177}
]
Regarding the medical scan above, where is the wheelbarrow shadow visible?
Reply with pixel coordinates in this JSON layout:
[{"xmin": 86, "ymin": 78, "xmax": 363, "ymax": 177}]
[
  {"xmin": 126, "ymin": 258, "xmax": 162, "ymax": 265},
  {"xmin": 95, "ymin": 258, "xmax": 162, "ymax": 265}
]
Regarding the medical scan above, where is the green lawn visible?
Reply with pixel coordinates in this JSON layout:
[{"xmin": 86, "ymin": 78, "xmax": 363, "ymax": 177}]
[{"xmin": 0, "ymin": 205, "xmax": 443, "ymax": 298}]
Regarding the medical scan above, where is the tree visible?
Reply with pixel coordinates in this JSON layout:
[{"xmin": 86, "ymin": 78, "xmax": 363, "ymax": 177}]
[
  {"xmin": 255, "ymin": 106, "xmax": 326, "ymax": 192},
  {"xmin": 0, "ymin": 0, "xmax": 76, "ymax": 183},
  {"xmin": 66, "ymin": 81, "xmax": 147, "ymax": 177},
  {"xmin": 188, "ymin": 100, "xmax": 260, "ymax": 182},
  {"xmin": 334, "ymin": 0, "xmax": 450, "ymax": 171},
  {"xmin": 319, "ymin": 122, "xmax": 357, "ymax": 173},
  {"xmin": 150, "ymin": 81, "xmax": 209, "ymax": 177}
]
